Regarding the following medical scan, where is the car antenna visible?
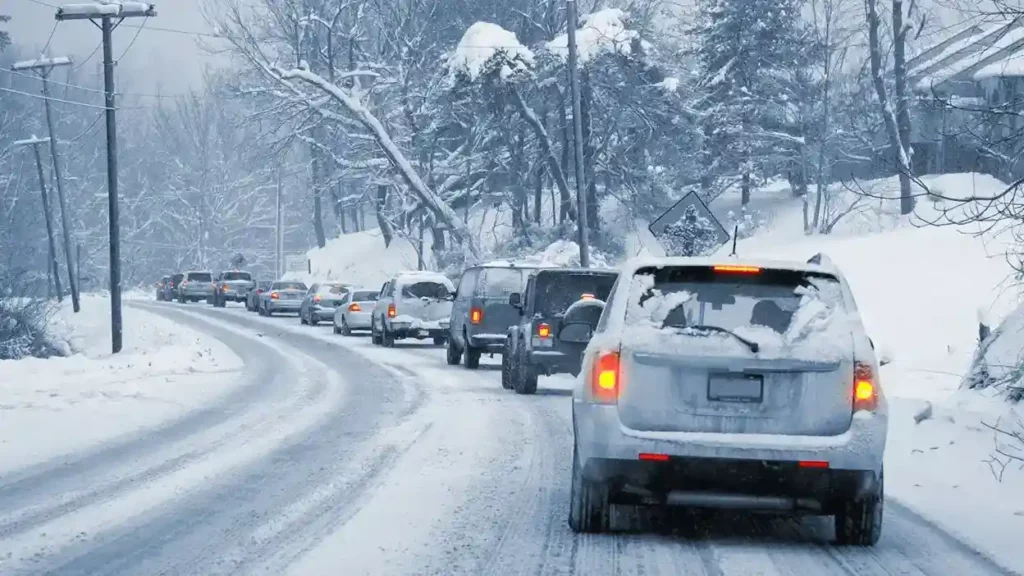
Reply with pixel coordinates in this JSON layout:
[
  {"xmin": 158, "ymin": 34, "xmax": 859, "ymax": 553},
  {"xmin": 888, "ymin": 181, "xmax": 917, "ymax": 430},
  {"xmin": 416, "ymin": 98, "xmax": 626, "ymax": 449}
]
[{"xmin": 729, "ymin": 224, "xmax": 739, "ymax": 257}]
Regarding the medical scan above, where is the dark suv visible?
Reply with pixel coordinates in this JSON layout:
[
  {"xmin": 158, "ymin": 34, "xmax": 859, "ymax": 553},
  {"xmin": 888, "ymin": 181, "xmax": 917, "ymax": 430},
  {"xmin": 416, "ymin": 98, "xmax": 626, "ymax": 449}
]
[
  {"xmin": 503, "ymin": 268, "xmax": 618, "ymax": 394},
  {"xmin": 447, "ymin": 262, "xmax": 541, "ymax": 369}
]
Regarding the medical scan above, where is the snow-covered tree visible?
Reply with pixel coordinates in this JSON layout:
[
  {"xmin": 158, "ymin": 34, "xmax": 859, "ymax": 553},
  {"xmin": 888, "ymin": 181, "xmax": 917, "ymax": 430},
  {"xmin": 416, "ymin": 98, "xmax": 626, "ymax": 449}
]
[{"xmin": 692, "ymin": 0, "xmax": 811, "ymax": 205}]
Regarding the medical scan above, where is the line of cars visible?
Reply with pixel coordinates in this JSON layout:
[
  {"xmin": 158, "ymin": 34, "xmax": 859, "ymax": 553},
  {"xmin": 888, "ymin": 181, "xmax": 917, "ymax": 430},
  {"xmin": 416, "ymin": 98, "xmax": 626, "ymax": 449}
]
[{"xmin": 153, "ymin": 253, "xmax": 889, "ymax": 545}]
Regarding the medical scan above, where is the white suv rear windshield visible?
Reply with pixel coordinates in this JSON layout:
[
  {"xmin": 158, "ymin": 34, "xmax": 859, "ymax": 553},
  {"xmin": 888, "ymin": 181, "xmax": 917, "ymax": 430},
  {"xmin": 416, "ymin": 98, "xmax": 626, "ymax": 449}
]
[
  {"xmin": 187, "ymin": 272, "xmax": 212, "ymax": 282},
  {"xmin": 222, "ymin": 272, "xmax": 251, "ymax": 281},
  {"xmin": 402, "ymin": 281, "xmax": 450, "ymax": 299},
  {"xmin": 479, "ymin": 268, "xmax": 528, "ymax": 297},
  {"xmin": 627, "ymin": 266, "xmax": 843, "ymax": 334},
  {"xmin": 353, "ymin": 291, "xmax": 379, "ymax": 301}
]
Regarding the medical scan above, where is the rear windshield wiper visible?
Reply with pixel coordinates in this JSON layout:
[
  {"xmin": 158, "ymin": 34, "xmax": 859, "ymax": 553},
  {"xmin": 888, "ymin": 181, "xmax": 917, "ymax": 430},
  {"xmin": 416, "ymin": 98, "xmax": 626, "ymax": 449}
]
[{"xmin": 676, "ymin": 324, "xmax": 760, "ymax": 354}]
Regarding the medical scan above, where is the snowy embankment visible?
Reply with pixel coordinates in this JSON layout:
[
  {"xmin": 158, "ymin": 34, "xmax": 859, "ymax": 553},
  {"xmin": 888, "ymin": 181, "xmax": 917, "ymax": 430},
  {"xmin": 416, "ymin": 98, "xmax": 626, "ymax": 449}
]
[
  {"xmin": 0, "ymin": 294, "xmax": 243, "ymax": 471},
  {"xmin": 716, "ymin": 173, "xmax": 1024, "ymax": 573}
]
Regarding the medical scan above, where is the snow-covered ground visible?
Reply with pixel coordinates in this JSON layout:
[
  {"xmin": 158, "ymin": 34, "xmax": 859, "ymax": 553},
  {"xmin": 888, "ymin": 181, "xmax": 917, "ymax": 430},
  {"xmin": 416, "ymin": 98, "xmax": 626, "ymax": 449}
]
[
  {"xmin": 0, "ymin": 294, "xmax": 243, "ymax": 471},
  {"xmin": 712, "ymin": 172, "xmax": 1024, "ymax": 572}
]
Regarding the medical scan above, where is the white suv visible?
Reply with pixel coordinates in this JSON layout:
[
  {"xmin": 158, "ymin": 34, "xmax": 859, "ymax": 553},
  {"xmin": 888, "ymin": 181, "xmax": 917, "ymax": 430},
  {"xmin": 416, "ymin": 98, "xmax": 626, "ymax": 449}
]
[
  {"xmin": 568, "ymin": 255, "xmax": 888, "ymax": 545},
  {"xmin": 371, "ymin": 271, "xmax": 455, "ymax": 347}
]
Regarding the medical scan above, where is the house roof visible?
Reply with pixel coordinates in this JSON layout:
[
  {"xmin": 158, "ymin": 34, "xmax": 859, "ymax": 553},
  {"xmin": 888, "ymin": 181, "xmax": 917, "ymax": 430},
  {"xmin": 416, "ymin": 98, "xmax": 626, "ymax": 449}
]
[{"xmin": 909, "ymin": 19, "xmax": 1024, "ymax": 93}]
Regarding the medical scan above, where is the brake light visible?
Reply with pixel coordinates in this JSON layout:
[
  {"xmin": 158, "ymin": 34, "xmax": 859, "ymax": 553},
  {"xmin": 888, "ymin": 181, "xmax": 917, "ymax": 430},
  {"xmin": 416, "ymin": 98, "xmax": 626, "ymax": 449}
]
[
  {"xmin": 799, "ymin": 460, "xmax": 829, "ymax": 469},
  {"xmin": 713, "ymin": 265, "xmax": 761, "ymax": 274},
  {"xmin": 313, "ymin": 295, "xmax": 322, "ymax": 303},
  {"xmin": 537, "ymin": 323, "xmax": 551, "ymax": 338},
  {"xmin": 639, "ymin": 453, "xmax": 669, "ymax": 462},
  {"xmin": 581, "ymin": 293, "xmax": 596, "ymax": 300},
  {"xmin": 221, "ymin": 285, "xmax": 228, "ymax": 292},
  {"xmin": 182, "ymin": 280, "xmax": 189, "ymax": 287},
  {"xmin": 470, "ymin": 307, "xmax": 483, "ymax": 324},
  {"xmin": 349, "ymin": 303, "xmax": 361, "ymax": 312},
  {"xmin": 591, "ymin": 351, "xmax": 621, "ymax": 403},
  {"xmin": 387, "ymin": 303, "xmax": 396, "ymax": 318},
  {"xmin": 257, "ymin": 289, "xmax": 264, "ymax": 294},
  {"xmin": 853, "ymin": 361, "xmax": 877, "ymax": 411},
  {"xmin": 270, "ymin": 291, "xmax": 280, "ymax": 300}
]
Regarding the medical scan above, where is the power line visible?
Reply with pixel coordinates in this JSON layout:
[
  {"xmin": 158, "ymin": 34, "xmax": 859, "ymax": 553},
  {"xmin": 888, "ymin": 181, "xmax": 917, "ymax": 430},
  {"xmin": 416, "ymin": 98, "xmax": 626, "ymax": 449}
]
[
  {"xmin": 40, "ymin": 22, "xmax": 59, "ymax": 56},
  {"xmin": 73, "ymin": 41, "xmax": 103, "ymax": 72},
  {"xmin": 0, "ymin": 85, "xmax": 145, "ymax": 110},
  {"xmin": 24, "ymin": 0, "xmax": 57, "ymax": 7},
  {"xmin": 6, "ymin": 66, "xmax": 183, "ymax": 100},
  {"xmin": 117, "ymin": 16, "xmax": 148, "ymax": 61},
  {"xmin": 121, "ymin": 23, "xmax": 222, "ymax": 38}
]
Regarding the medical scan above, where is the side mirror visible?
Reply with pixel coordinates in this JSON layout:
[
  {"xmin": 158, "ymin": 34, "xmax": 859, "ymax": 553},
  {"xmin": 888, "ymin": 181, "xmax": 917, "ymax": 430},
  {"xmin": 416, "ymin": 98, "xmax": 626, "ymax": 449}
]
[
  {"xmin": 509, "ymin": 292, "xmax": 522, "ymax": 308},
  {"xmin": 558, "ymin": 322, "xmax": 594, "ymax": 344}
]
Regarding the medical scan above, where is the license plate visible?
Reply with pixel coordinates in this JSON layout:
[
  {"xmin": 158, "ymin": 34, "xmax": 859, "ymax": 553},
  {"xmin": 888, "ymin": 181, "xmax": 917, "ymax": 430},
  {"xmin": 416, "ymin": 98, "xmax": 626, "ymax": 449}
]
[
  {"xmin": 707, "ymin": 374, "xmax": 763, "ymax": 403},
  {"xmin": 418, "ymin": 330, "xmax": 428, "ymax": 337}
]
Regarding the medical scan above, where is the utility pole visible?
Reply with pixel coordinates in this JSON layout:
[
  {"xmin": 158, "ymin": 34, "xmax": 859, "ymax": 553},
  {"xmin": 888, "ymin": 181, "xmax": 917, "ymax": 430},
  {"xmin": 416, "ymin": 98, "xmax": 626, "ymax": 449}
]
[
  {"xmin": 14, "ymin": 137, "xmax": 63, "ymax": 302},
  {"xmin": 565, "ymin": 0, "xmax": 590, "ymax": 268},
  {"xmin": 12, "ymin": 56, "xmax": 80, "ymax": 311},
  {"xmin": 56, "ymin": 2, "xmax": 157, "ymax": 354},
  {"xmin": 276, "ymin": 165, "xmax": 283, "ymax": 279}
]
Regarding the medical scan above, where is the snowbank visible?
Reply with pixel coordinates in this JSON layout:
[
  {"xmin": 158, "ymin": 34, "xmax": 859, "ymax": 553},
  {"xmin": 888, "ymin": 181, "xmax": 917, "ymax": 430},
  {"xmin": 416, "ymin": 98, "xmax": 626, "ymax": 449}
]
[
  {"xmin": 516, "ymin": 239, "xmax": 613, "ymax": 269},
  {"xmin": 0, "ymin": 295, "xmax": 243, "ymax": 471},
  {"xmin": 449, "ymin": 22, "xmax": 535, "ymax": 82},
  {"xmin": 300, "ymin": 229, "xmax": 425, "ymax": 290}
]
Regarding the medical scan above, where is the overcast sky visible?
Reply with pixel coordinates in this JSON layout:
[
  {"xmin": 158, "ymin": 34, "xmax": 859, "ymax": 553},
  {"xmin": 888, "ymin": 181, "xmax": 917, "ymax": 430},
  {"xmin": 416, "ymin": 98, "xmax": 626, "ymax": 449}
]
[{"xmin": 6, "ymin": 0, "xmax": 225, "ymax": 101}]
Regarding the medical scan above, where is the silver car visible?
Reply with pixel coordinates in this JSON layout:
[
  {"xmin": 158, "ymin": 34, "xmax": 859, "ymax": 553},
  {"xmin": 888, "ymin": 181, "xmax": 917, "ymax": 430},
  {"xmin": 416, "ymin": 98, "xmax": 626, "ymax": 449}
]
[
  {"xmin": 299, "ymin": 282, "xmax": 351, "ymax": 326},
  {"xmin": 568, "ymin": 256, "xmax": 888, "ymax": 545},
  {"xmin": 332, "ymin": 288, "xmax": 380, "ymax": 335},
  {"xmin": 258, "ymin": 281, "xmax": 308, "ymax": 316},
  {"xmin": 371, "ymin": 271, "xmax": 455, "ymax": 347},
  {"xmin": 176, "ymin": 270, "xmax": 214, "ymax": 303},
  {"xmin": 210, "ymin": 270, "xmax": 255, "ymax": 307}
]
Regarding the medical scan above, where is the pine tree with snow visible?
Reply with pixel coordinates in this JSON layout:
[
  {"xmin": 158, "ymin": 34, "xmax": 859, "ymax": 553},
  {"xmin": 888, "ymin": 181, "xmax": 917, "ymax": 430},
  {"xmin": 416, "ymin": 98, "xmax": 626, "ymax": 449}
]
[{"xmin": 693, "ymin": 0, "xmax": 810, "ymax": 203}]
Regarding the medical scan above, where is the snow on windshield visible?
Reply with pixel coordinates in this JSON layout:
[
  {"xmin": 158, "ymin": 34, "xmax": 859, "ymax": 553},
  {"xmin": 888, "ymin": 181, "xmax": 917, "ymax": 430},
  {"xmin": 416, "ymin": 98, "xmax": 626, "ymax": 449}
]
[{"xmin": 619, "ymin": 268, "xmax": 853, "ymax": 361}]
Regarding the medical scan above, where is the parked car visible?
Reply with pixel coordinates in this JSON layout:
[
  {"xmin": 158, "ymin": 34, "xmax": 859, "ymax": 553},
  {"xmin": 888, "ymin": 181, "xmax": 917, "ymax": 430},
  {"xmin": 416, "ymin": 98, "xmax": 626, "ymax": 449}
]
[
  {"xmin": 175, "ymin": 270, "xmax": 214, "ymax": 303},
  {"xmin": 162, "ymin": 273, "xmax": 183, "ymax": 301},
  {"xmin": 245, "ymin": 280, "xmax": 273, "ymax": 312},
  {"xmin": 258, "ymin": 280, "xmax": 308, "ymax": 316},
  {"xmin": 210, "ymin": 270, "xmax": 255, "ymax": 307},
  {"xmin": 567, "ymin": 256, "xmax": 888, "ymax": 546},
  {"xmin": 371, "ymin": 271, "xmax": 455, "ymax": 347},
  {"xmin": 447, "ymin": 262, "xmax": 541, "ymax": 369},
  {"xmin": 333, "ymin": 288, "xmax": 380, "ymax": 335},
  {"xmin": 155, "ymin": 275, "xmax": 172, "ymax": 301},
  {"xmin": 299, "ymin": 282, "xmax": 351, "ymax": 325},
  {"xmin": 503, "ymin": 268, "xmax": 618, "ymax": 394}
]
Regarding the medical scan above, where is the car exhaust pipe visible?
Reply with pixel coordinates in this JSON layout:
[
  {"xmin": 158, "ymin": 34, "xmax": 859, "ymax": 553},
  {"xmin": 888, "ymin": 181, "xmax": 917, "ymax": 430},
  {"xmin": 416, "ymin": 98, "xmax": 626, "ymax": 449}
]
[{"xmin": 665, "ymin": 491, "xmax": 821, "ymax": 512}]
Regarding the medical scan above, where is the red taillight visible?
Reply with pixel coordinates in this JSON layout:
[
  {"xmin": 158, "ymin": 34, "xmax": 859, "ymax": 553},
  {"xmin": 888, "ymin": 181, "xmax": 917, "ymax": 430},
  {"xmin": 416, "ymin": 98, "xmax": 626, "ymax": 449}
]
[
  {"xmin": 349, "ymin": 303, "xmax": 361, "ymax": 312},
  {"xmin": 387, "ymin": 303, "xmax": 396, "ymax": 318},
  {"xmin": 537, "ymin": 323, "xmax": 551, "ymax": 338},
  {"xmin": 853, "ymin": 361, "xmax": 878, "ymax": 411},
  {"xmin": 639, "ymin": 453, "xmax": 669, "ymax": 462},
  {"xmin": 470, "ymin": 307, "xmax": 482, "ymax": 324},
  {"xmin": 580, "ymin": 293, "xmax": 596, "ymax": 300},
  {"xmin": 591, "ymin": 352, "xmax": 621, "ymax": 404},
  {"xmin": 713, "ymin": 265, "xmax": 761, "ymax": 274},
  {"xmin": 799, "ymin": 460, "xmax": 829, "ymax": 469},
  {"xmin": 257, "ymin": 289, "xmax": 264, "ymax": 294},
  {"xmin": 270, "ymin": 291, "xmax": 280, "ymax": 300},
  {"xmin": 182, "ymin": 280, "xmax": 189, "ymax": 287},
  {"xmin": 313, "ymin": 295, "xmax": 322, "ymax": 303},
  {"xmin": 221, "ymin": 285, "xmax": 228, "ymax": 292}
]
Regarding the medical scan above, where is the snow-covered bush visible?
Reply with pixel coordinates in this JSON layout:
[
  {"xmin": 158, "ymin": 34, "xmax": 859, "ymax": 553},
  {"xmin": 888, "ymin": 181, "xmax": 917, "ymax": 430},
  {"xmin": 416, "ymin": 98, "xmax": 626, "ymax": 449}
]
[
  {"xmin": 0, "ymin": 271, "xmax": 62, "ymax": 360},
  {"xmin": 965, "ymin": 303, "xmax": 1024, "ymax": 403}
]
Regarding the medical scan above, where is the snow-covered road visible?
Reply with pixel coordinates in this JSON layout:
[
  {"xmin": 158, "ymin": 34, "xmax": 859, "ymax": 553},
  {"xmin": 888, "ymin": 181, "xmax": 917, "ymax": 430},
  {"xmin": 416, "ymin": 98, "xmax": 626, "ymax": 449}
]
[{"xmin": 0, "ymin": 301, "xmax": 1014, "ymax": 576}]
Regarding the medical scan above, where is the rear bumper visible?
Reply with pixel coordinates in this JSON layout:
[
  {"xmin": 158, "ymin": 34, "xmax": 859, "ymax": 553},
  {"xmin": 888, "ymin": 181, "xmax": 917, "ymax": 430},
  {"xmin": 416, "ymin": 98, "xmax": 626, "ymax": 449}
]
[
  {"xmin": 341, "ymin": 311, "xmax": 372, "ymax": 328},
  {"xmin": 468, "ymin": 333, "xmax": 506, "ymax": 352},
  {"xmin": 528, "ymin": 349, "xmax": 579, "ymax": 375},
  {"xmin": 311, "ymin": 305, "xmax": 337, "ymax": 319},
  {"xmin": 180, "ymin": 289, "xmax": 213, "ymax": 299},
  {"xmin": 574, "ymin": 403, "xmax": 886, "ymax": 476}
]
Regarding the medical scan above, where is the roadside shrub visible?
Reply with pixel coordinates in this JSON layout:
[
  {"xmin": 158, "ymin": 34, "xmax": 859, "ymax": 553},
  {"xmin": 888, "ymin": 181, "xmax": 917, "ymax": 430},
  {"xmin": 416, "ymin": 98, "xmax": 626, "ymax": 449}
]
[{"xmin": 0, "ymin": 269, "xmax": 62, "ymax": 360}]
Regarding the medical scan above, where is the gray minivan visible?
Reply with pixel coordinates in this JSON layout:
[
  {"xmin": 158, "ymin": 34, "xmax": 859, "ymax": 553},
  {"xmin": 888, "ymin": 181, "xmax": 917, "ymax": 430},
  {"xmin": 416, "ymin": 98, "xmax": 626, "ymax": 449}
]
[{"xmin": 447, "ymin": 262, "xmax": 541, "ymax": 369}]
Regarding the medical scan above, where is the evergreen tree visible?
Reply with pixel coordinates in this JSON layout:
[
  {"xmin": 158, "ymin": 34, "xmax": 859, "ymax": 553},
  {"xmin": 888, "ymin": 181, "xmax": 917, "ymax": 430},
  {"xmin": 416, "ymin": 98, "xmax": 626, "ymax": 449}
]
[
  {"xmin": 0, "ymin": 15, "xmax": 10, "ymax": 52},
  {"xmin": 692, "ymin": 0, "xmax": 810, "ymax": 203}
]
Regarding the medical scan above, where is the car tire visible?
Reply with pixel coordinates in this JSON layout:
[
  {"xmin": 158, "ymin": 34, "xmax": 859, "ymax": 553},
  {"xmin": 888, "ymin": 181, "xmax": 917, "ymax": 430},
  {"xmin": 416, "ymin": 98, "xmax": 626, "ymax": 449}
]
[
  {"xmin": 568, "ymin": 443, "xmax": 611, "ymax": 534},
  {"xmin": 446, "ymin": 336, "xmax": 462, "ymax": 365},
  {"xmin": 433, "ymin": 336, "xmax": 446, "ymax": 346},
  {"xmin": 514, "ymin": 360, "xmax": 538, "ymax": 395},
  {"xmin": 501, "ymin": 341, "xmax": 515, "ymax": 390},
  {"xmin": 309, "ymin": 314, "xmax": 319, "ymax": 326},
  {"xmin": 383, "ymin": 323, "xmax": 396, "ymax": 347},
  {"xmin": 333, "ymin": 323, "xmax": 341, "ymax": 335},
  {"xmin": 341, "ymin": 318, "xmax": 352, "ymax": 336},
  {"xmin": 834, "ymin": 469, "xmax": 884, "ymax": 546},
  {"xmin": 464, "ymin": 333, "xmax": 481, "ymax": 369}
]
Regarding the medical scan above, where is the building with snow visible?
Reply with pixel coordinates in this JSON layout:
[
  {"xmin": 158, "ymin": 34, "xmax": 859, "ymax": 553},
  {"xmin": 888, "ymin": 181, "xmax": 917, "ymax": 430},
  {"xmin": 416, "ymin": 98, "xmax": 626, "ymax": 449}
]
[{"xmin": 908, "ymin": 19, "xmax": 1024, "ymax": 177}]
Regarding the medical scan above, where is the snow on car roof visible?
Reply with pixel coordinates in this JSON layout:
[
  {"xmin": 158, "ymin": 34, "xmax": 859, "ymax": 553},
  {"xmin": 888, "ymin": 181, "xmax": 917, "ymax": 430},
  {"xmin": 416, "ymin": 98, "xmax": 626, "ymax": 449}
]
[{"xmin": 394, "ymin": 270, "xmax": 454, "ymax": 286}]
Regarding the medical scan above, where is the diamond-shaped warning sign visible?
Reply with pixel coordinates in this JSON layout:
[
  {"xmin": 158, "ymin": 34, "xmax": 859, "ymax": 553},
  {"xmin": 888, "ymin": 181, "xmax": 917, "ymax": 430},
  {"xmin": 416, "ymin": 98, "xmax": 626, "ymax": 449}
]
[{"xmin": 648, "ymin": 191, "xmax": 730, "ymax": 257}]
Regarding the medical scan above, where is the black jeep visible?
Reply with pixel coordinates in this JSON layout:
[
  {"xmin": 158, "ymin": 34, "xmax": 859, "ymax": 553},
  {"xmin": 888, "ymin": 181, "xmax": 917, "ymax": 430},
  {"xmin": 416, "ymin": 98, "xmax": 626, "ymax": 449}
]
[{"xmin": 503, "ymin": 268, "xmax": 618, "ymax": 394}]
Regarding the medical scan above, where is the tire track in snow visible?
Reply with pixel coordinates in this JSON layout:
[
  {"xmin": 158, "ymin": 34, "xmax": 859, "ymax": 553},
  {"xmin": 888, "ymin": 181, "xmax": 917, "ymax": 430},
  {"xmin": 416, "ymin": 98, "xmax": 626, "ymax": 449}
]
[{"xmin": 0, "ymin": 304, "xmax": 301, "ymax": 542}]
